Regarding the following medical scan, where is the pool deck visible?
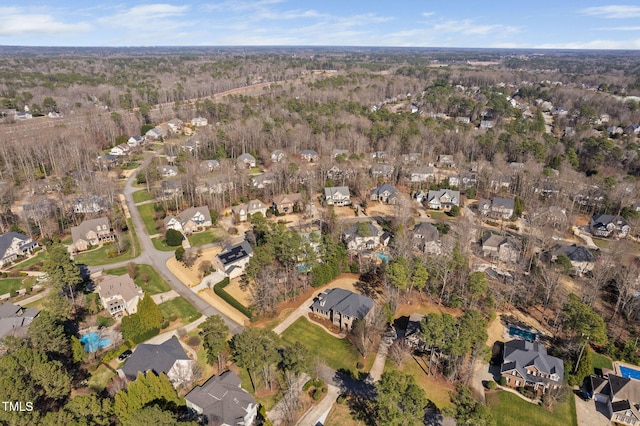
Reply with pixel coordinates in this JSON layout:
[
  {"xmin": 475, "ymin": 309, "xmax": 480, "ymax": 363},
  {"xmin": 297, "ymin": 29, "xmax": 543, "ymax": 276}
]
[{"xmin": 613, "ymin": 361, "xmax": 640, "ymax": 378}]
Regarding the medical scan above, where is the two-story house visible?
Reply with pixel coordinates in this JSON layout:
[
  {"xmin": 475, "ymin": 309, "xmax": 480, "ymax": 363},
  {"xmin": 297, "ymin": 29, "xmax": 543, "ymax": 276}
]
[
  {"xmin": 0, "ymin": 232, "xmax": 38, "ymax": 267},
  {"xmin": 310, "ymin": 288, "xmax": 375, "ymax": 331},
  {"xmin": 97, "ymin": 274, "xmax": 144, "ymax": 318},
  {"xmin": 324, "ymin": 186, "xmax": 351, "ymax": 206},
  {"xmin": 590, "ymin": 214, "xmax": 630, "ymax": 238},
  {"xmin": 164, "ymin": 206, "xmax": 212, "ymax": 234},
  {"xmin": 426, "ymin": 189, "xmax": 460, "ymax": 211},
  {"xmin": 215, "ymin": 240, "xmax": 254, "ymax": 279},
  {"xmin": 370, "ymin": 184, "xmax": 399, "ymax": 204},
  {"xmin": 232, "ymin": 199, "xmax": 267, "ymax": 222},
  {"xmin": 70, "ymin": 217, "xmax": 115, "ymax": 252},
  {"xmin": 481, "ymin": 233, "xmax": 520, "ymax": 263},
  {"xmin": 272, "ymin": 193, "xmax": 303, "ymax": 215},
  {"xmin": 342, "ymin": 220, "xmax": 390, "ymax": 252},
  {"xmin": 500, "ymin": 339, "xmax": 564, "ymax": 395},
  {"xmin": 479, "ymin": 197, "xmax": 515, "ymax": 220},
  {"xmin": 412, "ymin": 222, "xmax": 441, "ymax": 254}
]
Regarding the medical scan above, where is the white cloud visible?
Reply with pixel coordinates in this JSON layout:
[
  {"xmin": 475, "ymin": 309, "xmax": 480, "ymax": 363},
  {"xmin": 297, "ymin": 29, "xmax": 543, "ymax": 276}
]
[
  {"xmin": 432, "ymin": 19, "xmax": 519, "ymax": 36},
  {"xmin": 421, "ymin": 12, "xmax": 436, "ymax": 18},
  {"xmin": 596, "ymin": 26, "xmax": 640, "ymax": 31},
  {"xmin": 0, "ymin": 7, "xmax": 91, "ymax": 36},
  {"xmin": 536, "ymin": 38, "xmax": 640, "ymax": 49},
  {"xmin": 580, "ymin": 5, "xmax": 640, "ymax": 18},
  {"xmin": 99, "ymin": 4, "xmax": 190, "ymax": 28}
]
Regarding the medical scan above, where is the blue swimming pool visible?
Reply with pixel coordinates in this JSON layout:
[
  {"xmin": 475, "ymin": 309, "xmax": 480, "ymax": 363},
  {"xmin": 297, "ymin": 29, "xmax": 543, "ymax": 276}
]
[
  {"xmin": 80, "ymin": 332, "xmax": 112, "ymax": 353},
  {"xmin": 619, "ymin": 365, "xmax": 640, "ymax": 381},
  {"xmin": 509, "ymin": 326, "xmax": 536, "ymax": 341},
  {"xmin": 376, "ymin": 253, "xmax": 390, "ymax": 263}
]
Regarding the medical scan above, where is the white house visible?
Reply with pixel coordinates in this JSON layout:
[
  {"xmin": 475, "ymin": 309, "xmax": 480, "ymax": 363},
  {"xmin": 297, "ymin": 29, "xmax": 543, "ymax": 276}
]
[{"xmin": 97, "ymin": 274, "xmax": 144, "ymax": 317}]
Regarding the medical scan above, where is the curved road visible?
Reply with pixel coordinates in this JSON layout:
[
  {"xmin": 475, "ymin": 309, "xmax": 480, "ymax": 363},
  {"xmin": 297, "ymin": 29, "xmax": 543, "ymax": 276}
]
[{"xmin": 90, "ymin": 166, "xmax": 244, "ymax": 335}]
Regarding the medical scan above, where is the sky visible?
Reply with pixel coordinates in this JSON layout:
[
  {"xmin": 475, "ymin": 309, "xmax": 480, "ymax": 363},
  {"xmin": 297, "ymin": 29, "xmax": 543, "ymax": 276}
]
[{"xmin": 1, "ymin": 1, "xmax": 640, "ymax": 49}]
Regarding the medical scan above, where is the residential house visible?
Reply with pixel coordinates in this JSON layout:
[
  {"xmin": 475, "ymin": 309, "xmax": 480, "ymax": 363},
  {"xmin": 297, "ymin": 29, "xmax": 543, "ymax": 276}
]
[
  {"xmin": 436, "ymin": 155, "xmax": 456, "ymax": 168},
  {"xmin": 413, "ymin": 190, "xmax": 427, "ymax": 203},
  {"xmin": 215, "ymin": 240, "xmax": 254, "ymax": 279},
  {"xmin": 270, "ymin": 149, "xmax": 286, "ymax": 163},
  {"xmin": 201, "ymin": 159, "xmax": 220, "ymax": 172},
  {"xmin": 119, "ymin": 336, "xmax": 195, "ymax": 388},
  {"xmin": 331, "ymin": 149, "xmax": 348, "ymax": 159},
  {"xmin": 251, "ymin": 173, "xmax": 275, "ymax": 189},
  {"xmin": 181, "ymin": 139, "xmax": 200, "ymax": 154},
  {"xmin": 460, "ymin": 172, "xmax": 477, "ymax": 188},
  {"xmin": 310, "ymin": 288, "xmax": 375, "ymax": 331},
  {"xmin": 455, "ymin": 116, "xmax": 471, "ymax": 124},
  {"xmin": 167, "ymin": 118, "xmax": 184, "ymax": 133},
  {"xmin": 110, "ymin": 143, "xmax": 130, "ymax": 156},
  {"xmin": 145, "ymin": 127, "xmax": 164, "ymax": 140},
  {"xmin": 550, "ymin": 244, "xmax": 595, "ymax": 276},
  {"xmin": 324, "ymin": 186, "xmax": 351, "ymax": 206},
  {"xmin": 96, "ymin": 154, "xmax": 119, "ymax": 169},
  {"xmin": 404, "ymin": 313, "xmax": 426, "ymax": 350},
  {"xmin": 272, "ymin": 193, "xmax": 302, "ymax": 215},
  {"xmin": 409, "ymin": 166, "xmax": 435, "ymax": 183},
  {"xmin": 590, "ymin": 214, "xmax": 630, "ymax": 238},
  {"xmin": 70, "ymin": 217, "xmax": 115, "ymax": 252},
  {"xmin": 96, "ymin": 274, "xmax": 144, "ymax": 318},
  {"xmin": 401, "ymin": 153, "xmax": 421, "ymax": 164},
  {"xmin": 237, "ymin": 153, "xmax": 256, "ymax": 169},
  {"xmin": 185, "ymin": 371, "xmax": 257, "ymax": 426},
  {"xmin": 479, "ymin": 197, "xmax": 515, "ymax": 220},
  {"xmin": 426, "ymin": 189, "xmax": 460, "ymax": 211},
  {"xmin": 370, "ymin": 184, "xmax": 399, "ymax": 204},
  {"xmin": 481, "ymin": 233, "xmax": 520, "ymax": 263},
  {"xmin": 412, "ymin": 222, "xmax": 441, "ymax": 254},
  {"xmin": 161, "ymin": 179, "xmax": 183, "ymax": 198},
  {"xmin": 160, "ymin": 165, "xmax": 179, "ymax": 177},
  {"xmin": 191, "ymin": 117, "xmax": 208, "ymax": 127},
  {"xmin": 164, "ymin": 206, "xmax": 212, "ymax": 234},
  {"xmin": 300, "ymin": 149, "xmax": 319, "ymax": 162},
  {"xmin": 448, "ymin": 175, "xmax": 460, "ymax": 187},
  {"xmin": 326, "ymin": 165, "xmax": 354, "ymax": 181},
  {"xmin": 500, "ymin": 340, "xmax": 563, "ymax": 395},
  {"xmin": 342, "ymin": 220, "xmax": 390, "ymax": 252},
  {"xmin": 73, "ymin": 195, "xmax": 107, "ymax": 214},
  {"xmin": 371, "ymin": 151, "xmax": 388, "ymax": 162},
  {"xmin": 0, "ymin": 302, "xmax": 39, "ymax": 340},
  {"xmin": 370, "ymin": 164, "xmax": 394, "ymax": 180},
  {"xmin": 490, "ymin": 174, "xmax": 512, "ymax": 191},
  {"xmin": 591, "ymin": 373, "xmax": 640, "ymax": 425},
  {"xmin": 480, "ymin": 120, "xmax": 495, "ymax": 129},
  {"xmin": 0, "ymin": 232, "xmax": 38, "ymax": 267},
  {"xmin": 127, "ymin": 135, "xmax": 144, "ymax": 147},
  {"xmin": 231, "ymin": 199, "xmax": 267, "ymax": 222}
]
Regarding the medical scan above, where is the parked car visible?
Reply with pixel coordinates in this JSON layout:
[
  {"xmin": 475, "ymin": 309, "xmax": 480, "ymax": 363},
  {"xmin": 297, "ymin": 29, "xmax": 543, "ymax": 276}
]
[{"xmin": 118, "ymin": 350, "xmax": 132, "ymax": 362}]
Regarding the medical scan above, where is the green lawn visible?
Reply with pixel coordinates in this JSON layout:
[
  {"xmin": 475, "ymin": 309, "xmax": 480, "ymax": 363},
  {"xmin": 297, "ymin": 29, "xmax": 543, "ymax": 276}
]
[
  {"xmin": 133, "ymin": 189, "xmax": 154, "ymax": 204},
  {"xmin": 0, "ymin": 278, "xmax": 24, "ymax": 295},
  {"xmin": 74, "ymin": 243, "xmax": 135, "ymax": 266},
  {"xmin": 138, "ymin": 203, "xmax": 158, "ymax": 235},
  {"xmin": 87, "ymin": 364, "xmax": 116, "ymax": 392},
  {"xmin": 152, "ymin": 237, "xmax": 179, "ymax": 252},
  {"xmin": 187, "ymin": 229, "xmax": 224, "ymax": 247},
  {"xmin": 11, "ymin": 250, "xmax": 48, "ymax": 271},
  {"xmin": 104, "ymin": 264, "xmax": 170, "ymax": 295},
  {"xmin": 384, "ymin": 355, "xmax": 452, "ymax": 410},
  {"xmin": 128, "ymin": 218, "xmax": 141, "ymax": 258},
  {"xmin": 159, "ymin": 297, "xmax": 202, "ymax": 325},
  {"xmin": 592, "ymin": 351, "xmax": 614, "ymax": 373},
  {"xmin": 486, "ymin": 390, "xmax": 577, "ymax": 426},
  {"xmin": 280, "ymin": 317, "xmax": 360, "ymax": 373},
  {"xmin": 592, "ymin": 238, "xmax": 610, "ymax": 250}
]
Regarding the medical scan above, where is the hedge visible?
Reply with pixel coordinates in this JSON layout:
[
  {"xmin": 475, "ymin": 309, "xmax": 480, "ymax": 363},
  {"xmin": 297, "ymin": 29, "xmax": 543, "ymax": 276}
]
[
  {"xmin": 131, "ymin": 327, "xmax": 160, "ymax": 344},
  {"xmin": 213, "ymin": 277, "xmax": 253, "ymax": 319}
]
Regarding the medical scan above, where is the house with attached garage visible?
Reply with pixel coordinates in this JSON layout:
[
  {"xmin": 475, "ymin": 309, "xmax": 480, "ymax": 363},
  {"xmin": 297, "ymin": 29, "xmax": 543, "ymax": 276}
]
[
  {"xmin": 73, "ymin": 195, "xmax": 107, "ymax": 214},
  {"xmin": 591, "ymin": 373, "xmax": 640, "ymax": 425},
  {"xmin": 70, "ymin": 217, "xmax": 115, "ymax": 253},
  {"xmin": 426, "ymin": 189, "xmax": 460, "ymax": 211},
  {"xmin": 191, "ymin": 117, "xmax": 208, "ymax": 127},
  {"xmin": 127, "ymin": 135, "xmax": 144, "ymax": 147},
  {"xmin": 186, "ymin": 370, "xmax": 257, "ymax": 426},
  {"xmin": 370, "ymin": 164, "xmax": 395, "ymax": 180},
  {"xmin": 479, "ymin": 197, "xmax": 515, "ymax": 220},
  {"xmin": 96, "ymin": 274, "xmax": 144, "ymax": 318},
  {"xmin": 270, "ymin": 149, "xmax": 286, "ymax": 163},
  {"xmin": 110, "ymin": 143, "xmax": 130, "ymax": 156},
  {"xmin": 324, "ymin": 186, "xmax": 351, "ymax": 206},
  {"xmin": 231, "ymin": 199, "xmax": 267, "ymax": 223},
  {"xmin": 215, "ymin": 240, "xmax": 254, "ymax": 279},
  {"xmin": 500, "ymin": 339, "xmax": 563, "ymax": 395},
  {"xmin": 481, "ymin": 233, "xmax": 520, "ymax": 263},
  {"xmin": 164, "ymin": 206, "xmax": 212, "ymax": 234},
  {"xmin": 550, "ymin": 243, "xmax": 595, "ymax": 276},
  {"xmin": 342, "ymin": 220, "xmax": 390, "ymax": 252},
  {"xmin": 201, "ymin": 159, "xmax": 220, "ymax": 172},
  {"xmin": 272, "ymin": 193, "xmax": 302, "ymax": 215},
  {"xmin": 160, "ymin": 165, "xmax": 179, "ymax": 177},
  {"xmin": 310, "ymin": 288, "xmax": 375, "ymax": 331},
  {"xmin": 237, "ymin": 153, "xmax": 256, "ymax": 169},
  {"xmin": 412, "ymin": 222, "xmax": 441, "ymax": 254},
  {"xmin": 0, "ymin": 232, "xmax": 38, "ymax": 267},
  {"xmin": 370, "ymin": 184, "xmax": 399, "ymax": 204},
  {"xmin": 300, "ymin": 149, "xmax": 319, "ymax": 162},
  {"xmin": 119, "ymin": 336, "xmax": 195, "ymax": 388},
  {"xmin": 436, "ymin": 154, "xmax": 456, "ymax": 169},
  {"xmin": 590, "ymin": 214, "xmax": 630, "ymax": 238},
  {"xmin": 409, "ymin": 166, "xmax": 435, "ymax": 183}
]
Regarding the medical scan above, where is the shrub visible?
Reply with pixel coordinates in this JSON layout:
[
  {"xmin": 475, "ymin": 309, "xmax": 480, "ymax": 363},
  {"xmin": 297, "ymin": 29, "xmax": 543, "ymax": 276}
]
[
  {"xmin": 188, "ymin": 336, "xmax": 201, "ymax": 347},
  {"xmin": 165, "ymin": 229, "xmax": 183, "ymax": 247},
  {"xmin": 312, "ymin": 388, "xmax": 324, "ymax": 400},
  {"xmin": 175, "ymin": 247, "xmax": 185, "ymax": 261},
  {"xmin": 97, "ymin": 315, "xmax": 115, "ymax": 328},
  {"xmin": 9, "ymin": 290, "xmax": 17, "ymax": 298},
  {"xmin": 337, "ymin": 394, "xmax": 347, "ymax": 405},
  {"xmin": 499, "ymin": 376, "xmax": 507, "ymax": 386},
  {"xmin": 486, "ymin": 380, "xmax": 497, "ymax": 390},
  {"xmin": 213, "ymin": 277, "xmax": 252, "ymax": 319},
  {"xmin": 356, "ymin": 361, "xmax": 364, "ymax": 370}
]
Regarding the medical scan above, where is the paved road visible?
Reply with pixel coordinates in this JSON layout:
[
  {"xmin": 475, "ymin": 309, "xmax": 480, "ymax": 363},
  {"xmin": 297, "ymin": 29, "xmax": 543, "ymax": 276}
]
[
  {"xmin": 89, "ymin": 164, "xmax": 243, "ymax": 335},
  {"xmin": 294, "ymin": 384, "xmax": 340, "ymax": 426}
]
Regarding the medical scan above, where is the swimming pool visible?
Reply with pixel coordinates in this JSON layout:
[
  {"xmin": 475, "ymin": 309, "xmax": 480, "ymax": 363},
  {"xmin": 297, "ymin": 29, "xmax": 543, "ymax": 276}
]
[
  {"xmin": 619, "ymin": 365, "xmax": 640, "ymax": 381},
  {"xmin": 80, "ymin": 332, "xmax": 112, "ymax": 353},
  {"xmin": 508, "ymin": 326, "xmax": 536, "ymax": 341},
  {"xmin": 376, "ymin": 253, "xmax": 390, "ymax": 263}
]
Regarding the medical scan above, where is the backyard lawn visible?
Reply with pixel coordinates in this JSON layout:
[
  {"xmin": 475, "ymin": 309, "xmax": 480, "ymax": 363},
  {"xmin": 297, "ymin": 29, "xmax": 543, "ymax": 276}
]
[
  {"xmin": 486, "ymin": 390, "xmax": 577, "ymax": 426},
  {"xmin": 187, "ymin": 229, "xmax": 224, "ymax": 247},
  {"xmin": 152, "ymin": 237, "xmax": 179, "ymax": 252},
  {"xmin": 87, "ymin": 364, "xmax": 116, "ymax": 392},
  {"xmin": 138, "ymin": 203, "xmax": 158, "ymax": 235},
  {"xmin": 132, "ymin": 189, "xmax": 154, "ymax": 204},
  {"xmin": 159, "ymin": 297, "xmax": 202, "ymax": 325},
  {"xmin": 280, "ymin": 317, "xmax": 360, "ymax": 373},
  {"xmin": 0, "ymin": 278, "xmax": 25, "ymax": 295},
  {"xmin": 74, "ymin": 243, "xmax": 134, "ymax": 266},
  {"xmin": 592, "ymin": 351, "xmax": 614, "ymax": 373},
  {"xmin": 104, "ymin": 264, "xmax": 170, "ymax": 295},
  {"xmin": 11, "ymin": 250, "xmax": 48, "ymax": 271}
]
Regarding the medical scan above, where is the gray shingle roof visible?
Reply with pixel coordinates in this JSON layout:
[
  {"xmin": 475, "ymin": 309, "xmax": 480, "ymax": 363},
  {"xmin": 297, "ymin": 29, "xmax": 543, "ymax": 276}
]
[
  {"xmin": 70, "ymin": 217, "xmax": 111, "ymax": 244},
  {"xmin": 310, "ymin": 288, "xmax": 374, "ymax": 320},
  {"xmin": 120, "ymin": 336, "xmax": 189, "ymax": 380},
  {"xmin": 552, "ymin": 244, "xmax": 595, "ymax": 263},
  {"xmin": 0, "ymin": 232, "xmax": 34, "ymax": 260},
  {"xmin": 501, "ymin": 340, "xmax": 563, "ymax": 386}
]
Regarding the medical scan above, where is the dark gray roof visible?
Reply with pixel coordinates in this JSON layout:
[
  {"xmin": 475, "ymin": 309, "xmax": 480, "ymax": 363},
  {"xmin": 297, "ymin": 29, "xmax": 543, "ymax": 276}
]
[
  {"xmin": 0, "ymin": 302, "xmax": 39, "ymax": 340},
  {"xmin": 592, "ymin": 214, "xmax": 628, "ymax": 228},
  {"xmin": 552, "ymin": 244, "xmax": 595, "ymax": 263},
  {"xmin": 413, "ymin": 223, "xmax": 439, "ymax": 242},
  {"xmin": 186, "ymin": 370, "xmax": 256, "ymax": 425},
  {"xmin": 501, "ymin": 340, "xmax": 563, "ymax": 386},
  {"xmin": 217, "ymin": 241, "xmax": 253, "ymax": 267},
  {"xmin": 370, "ymin": 184, "xmax": 398, "ymax": 197},
  {"xmin": 0, "ymin": 232, "xmax": 33, "ymax": 259},
  {"xmin": 345, "ymin": 221, "xmax": 383, "ymax": 238},
  {"xmin": 310, "ymin": 288, "xmax": 374, "ymax": 320},
  {"xmin": 120, "ymin": 336, "xmax": 189, "ymax": 380},
  {"xmin": 492, "ymin": 197, "xmax": 515, "ymax": 209}
]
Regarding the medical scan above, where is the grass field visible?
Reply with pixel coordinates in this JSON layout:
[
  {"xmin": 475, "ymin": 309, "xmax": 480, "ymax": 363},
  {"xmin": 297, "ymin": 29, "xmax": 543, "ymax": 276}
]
[
  {"xmin": 127, "ymin": 218, "xmax": 141, "ymax": 258},
  {"xmin": 159, "ymin": 297, "xmax": 202, "ymax": 325},
  {"xmin": 12, "ymin": 250, "xmax": 47, "ymax": 271},
  {"xmin": 87, "ymin": 364, "xmax": 116, "ymax": 392},
  {"xmin": 281, "ymin": 317, "xmax": 360, "ymax": 373},
  {"xmin": 104, "ymin": 264, "xmax": 170, "ymax": 295},
  {"xmin": 486, "ymin": 390, "xmax": 577, "ymax": 426},
  {"xmin": 74, "ymin": 243, "xmax": 134, "ymax": 266},
  {"xmin": 592, "ymin": 351, "xmax": 614, "ymax": 373},
  {"xmin": 0, "ymin": 278, "xmax": 24, "ymax": 295},
  {"xmin": 152, "ymin": 237, "xmax": 179, "ymax": 251},
  {"xmin": 325, "ymin": 402, "xmax": 362, "ymax": 426},
  {"xmin": 138, "ymin": 203, "xmax": 158, "ymax": 235},
  {"xmin": 132, "ymin": 190, "xmax": 154, "ymax": 204},
  {"xmin": 187, "ymin": 229, "xmax": 223, "ymax": 247}
]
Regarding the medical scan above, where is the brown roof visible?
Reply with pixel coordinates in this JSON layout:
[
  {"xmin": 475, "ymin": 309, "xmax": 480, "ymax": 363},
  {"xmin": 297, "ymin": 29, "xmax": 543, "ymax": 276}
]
[{"xmin": 97, "ymin": 274, "xmax": 143, "ymax": 302}]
